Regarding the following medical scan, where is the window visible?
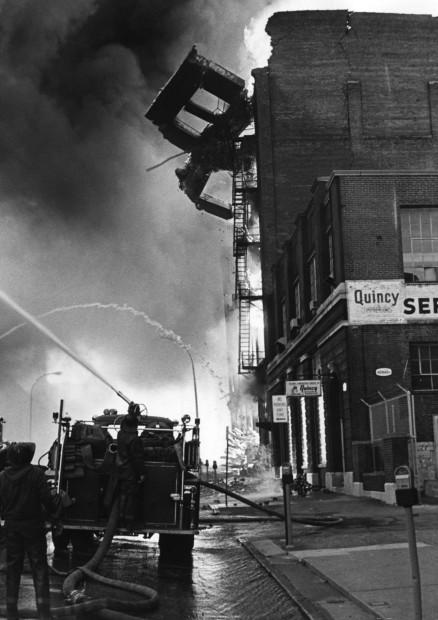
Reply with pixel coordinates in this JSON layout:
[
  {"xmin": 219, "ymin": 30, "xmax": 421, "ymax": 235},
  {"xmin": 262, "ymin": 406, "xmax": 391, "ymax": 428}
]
[
  {"xmin": 293, "ymin": 280, "xmax": 301, "ymax": 320},
  {"xmin": 328, "ymin": 229, "xmax": 334, "ymax": 279},
  {"xmin": 401, "ymin": 207, "xmax": 438, "ymax": 282},
  {"xmin": 281, "ymin": 298, "xmax": 288, "ymax": 337},
  {"xmin": 308, "ymin": 254, "xmax": 317, "ymax": 303},
  {"xmin": 411, "ymin": 344, "xmax": 438, "ymax": 391}
]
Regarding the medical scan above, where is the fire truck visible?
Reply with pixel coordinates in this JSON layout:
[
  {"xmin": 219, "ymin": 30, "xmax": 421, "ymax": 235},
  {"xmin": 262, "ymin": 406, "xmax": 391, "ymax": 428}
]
[{"xmin": 46, "ymin": 403, "xmax": 201, "ymax": 556}]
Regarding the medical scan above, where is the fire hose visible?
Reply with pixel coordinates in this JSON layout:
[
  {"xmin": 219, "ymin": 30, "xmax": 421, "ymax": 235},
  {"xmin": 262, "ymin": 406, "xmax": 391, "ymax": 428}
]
[
  {"xmin": 0, "ymin": 496, "xmax": 158, "ymax": 619},
  {"xmin": 58, "ymin": 495, "xmax": 158, "ymax": 618},
  {"xmin": 198, "ymin": 479, "xmax": 343, "ymax": 526}
]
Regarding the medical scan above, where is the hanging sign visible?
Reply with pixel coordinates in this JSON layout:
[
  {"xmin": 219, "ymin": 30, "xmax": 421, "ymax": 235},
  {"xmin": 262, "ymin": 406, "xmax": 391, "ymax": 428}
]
[
  {"xmin": 286, "ymin": 380, "xmax": 321, "ymax": 397},
  {"xmin": 272, "ymin": 395, "xmax": 289, "ymax": 422}
]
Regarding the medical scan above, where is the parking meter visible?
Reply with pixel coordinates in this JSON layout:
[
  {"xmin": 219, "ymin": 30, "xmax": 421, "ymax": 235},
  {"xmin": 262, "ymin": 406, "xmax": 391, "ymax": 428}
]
[
  {"xmin": 394, "ymin": 465, "xmax": 419, "ymax": 507},
  {"xmin": 394, "ymin": 465, "xmax": 422, "ymax": 619},
  {"xmin": 282, "ymin": 463, "xmax": 294, "ymax": 485},
  {"xmin": 281, "ymin": 463, "xmax": 293, "ymax": 547}
]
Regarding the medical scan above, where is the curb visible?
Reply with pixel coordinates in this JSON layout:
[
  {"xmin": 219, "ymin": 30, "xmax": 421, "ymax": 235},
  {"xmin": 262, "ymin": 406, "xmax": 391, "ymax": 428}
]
[
  {"xmin": 297, "ymin": 556, "xmax": 386, "ymax": 620},
  {"xmin": 241, "ymin": 539, "xmax": 334, "ymax": 620},
  {"xmin": 241, "ymin": 539, "xmax": 382, "ymax": 620}
]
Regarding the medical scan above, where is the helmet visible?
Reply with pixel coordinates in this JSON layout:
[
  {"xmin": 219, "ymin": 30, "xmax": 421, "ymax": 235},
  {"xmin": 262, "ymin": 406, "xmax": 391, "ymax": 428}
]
[
  {"xmin": 7, "ymin": 442, "xmax": 36, "ymax": 466},
  {"xmin": 127, "ymin": 402, "xmax": 140, "ymax": 418}
]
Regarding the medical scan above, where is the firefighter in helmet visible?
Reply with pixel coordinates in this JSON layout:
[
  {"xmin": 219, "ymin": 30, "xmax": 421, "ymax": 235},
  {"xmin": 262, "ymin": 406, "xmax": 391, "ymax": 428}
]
[
  {"xmin": 0, "ymin": 442, "xmax": 57, "ymax": 620},
  {"xmin": 116, "ymin": 403, "xmax": 145, "ymax": 528}
]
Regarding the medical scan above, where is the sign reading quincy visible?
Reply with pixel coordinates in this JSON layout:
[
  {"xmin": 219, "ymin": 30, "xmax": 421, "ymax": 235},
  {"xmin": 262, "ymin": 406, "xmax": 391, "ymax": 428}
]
[{"xmin": 346, "ymin": 280, "xmax": 438, "ymax": 324}]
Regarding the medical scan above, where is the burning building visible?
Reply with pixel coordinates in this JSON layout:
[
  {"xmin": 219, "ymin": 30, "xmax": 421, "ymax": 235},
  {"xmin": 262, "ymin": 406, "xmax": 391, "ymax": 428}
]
[{"xmin": 147, "ymin": 10, "xmax": 438, "ymax": 502}]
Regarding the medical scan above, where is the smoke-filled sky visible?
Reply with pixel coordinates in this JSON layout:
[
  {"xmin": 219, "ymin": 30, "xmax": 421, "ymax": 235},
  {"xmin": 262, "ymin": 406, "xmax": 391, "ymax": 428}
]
[
  {"xmin": 0, "ymin": 0, "xmax": 277, "ymax": 462},
  {"xmin": 0, "ymin": 0, "xmax": 436, "ymax": 462}
]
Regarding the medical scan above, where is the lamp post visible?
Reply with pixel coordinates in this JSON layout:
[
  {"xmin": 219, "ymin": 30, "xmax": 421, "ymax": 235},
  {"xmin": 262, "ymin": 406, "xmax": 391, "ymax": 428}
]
[
  {"xmin": 29, "ymin": 371, "xmax": 62, "ymax": 440},
  {"xmin": 184, "ymin": 347, "xmax": 199, "ymax": 420}
]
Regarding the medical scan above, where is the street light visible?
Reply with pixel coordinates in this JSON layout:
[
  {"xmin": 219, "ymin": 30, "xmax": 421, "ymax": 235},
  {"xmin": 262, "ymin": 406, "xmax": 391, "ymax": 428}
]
[
  {"xmin": 184, "ymin": 347, "xmax": 199, "ymax": 420},
  {"xmin": 29, "ymin": 371, "xmax": 62, "ymax": 440}
]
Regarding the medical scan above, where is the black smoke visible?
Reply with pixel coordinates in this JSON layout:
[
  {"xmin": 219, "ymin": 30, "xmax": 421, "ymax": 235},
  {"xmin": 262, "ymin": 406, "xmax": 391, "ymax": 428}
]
[{"xmin": 0, "ymin": 0, "xmax": 268, "ymax": 460}]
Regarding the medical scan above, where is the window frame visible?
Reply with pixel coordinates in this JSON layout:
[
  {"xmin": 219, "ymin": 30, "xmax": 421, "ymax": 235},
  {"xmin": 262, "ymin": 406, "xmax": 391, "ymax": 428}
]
[
  {"xmin": 401, "ymin": 206, "xmax": 438, "ymax": 283},
  {"xmin": 410, "ymin": 343, "xmax": 438, "ymax": 392}
]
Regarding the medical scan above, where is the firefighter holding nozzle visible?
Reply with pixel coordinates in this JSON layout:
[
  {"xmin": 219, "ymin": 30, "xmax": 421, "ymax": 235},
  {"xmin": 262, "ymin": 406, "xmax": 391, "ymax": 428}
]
[
  {"xmin": 115, "ymin": 403, "xmax": 145, "ymax": 529},
  {"xmin": 0, "ymin": 442, "xmax": 59, "ymax": 620}
]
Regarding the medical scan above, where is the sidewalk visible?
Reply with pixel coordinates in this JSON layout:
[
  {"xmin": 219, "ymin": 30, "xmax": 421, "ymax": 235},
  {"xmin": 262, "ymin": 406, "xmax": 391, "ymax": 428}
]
[{"xmin": 226, "ymin": 489, "xmax": 438, "ymax": 620}]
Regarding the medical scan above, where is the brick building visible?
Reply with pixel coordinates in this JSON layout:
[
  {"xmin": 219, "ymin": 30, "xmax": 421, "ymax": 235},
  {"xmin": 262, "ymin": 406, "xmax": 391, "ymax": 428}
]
[
  {"xmin": 147, "ymin": 11, "xmax": 438, "ymax": 499},
  {"xmin": 251, "ymin": 11, "xmax": 438, "ymax": 500},
  {"xmin": 252, "ymin": 11, "xmax": 438, "ymax": 292},
  {"xmin": 267, "ymin": 171, "xmax": 438, "ymax": 501}
]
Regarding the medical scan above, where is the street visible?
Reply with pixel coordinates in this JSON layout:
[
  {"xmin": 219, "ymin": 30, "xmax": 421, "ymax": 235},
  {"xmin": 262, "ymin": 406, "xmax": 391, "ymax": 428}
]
[
  {"xmin": 0, "ymin": 479, "xmax": 305, "ymax": 620},
  {"xmin": 4, "ymin": 484, "xmax": 438, "ymax": 619},
  {"xmin": 0, "ymin": 519, "xmax": 305, "ymax": 620}
]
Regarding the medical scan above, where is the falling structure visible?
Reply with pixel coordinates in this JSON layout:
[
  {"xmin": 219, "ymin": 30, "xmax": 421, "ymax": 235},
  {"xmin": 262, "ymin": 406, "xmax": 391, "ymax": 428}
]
[{"xmin": 146, "ymin": 45, "xmax": 263, "ymax": 373}]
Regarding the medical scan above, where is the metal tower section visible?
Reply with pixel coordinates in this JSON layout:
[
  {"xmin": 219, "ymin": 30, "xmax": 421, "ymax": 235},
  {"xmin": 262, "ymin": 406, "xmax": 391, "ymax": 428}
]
[
  {"xmin": 145, "ymin": 47, "xmax": 264, "ymax": 374},
  {"xmin": 232, "ymin": 132, "xmax": 264, "ymax": 373}
]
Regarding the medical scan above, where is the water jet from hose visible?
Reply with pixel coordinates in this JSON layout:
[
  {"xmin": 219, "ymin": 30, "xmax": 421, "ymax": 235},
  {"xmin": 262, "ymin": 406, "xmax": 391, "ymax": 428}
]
[{"xmin": 0, "ymin": 290, "xmax": 132, "ymax": 405}]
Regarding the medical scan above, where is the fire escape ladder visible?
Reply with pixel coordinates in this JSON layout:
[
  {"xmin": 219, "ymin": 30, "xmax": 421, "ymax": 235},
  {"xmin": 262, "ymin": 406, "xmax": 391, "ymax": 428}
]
[
  {"xmin": 239, "ymin": 294, "xmax": 251, "ymax": 370},
  {"xmin": 232, "ymin": 137, "xmax": 263, "ymax": 373},
  {"xmin": 233, "ymin": 155, "xmax": 246, "ymax": 258}
]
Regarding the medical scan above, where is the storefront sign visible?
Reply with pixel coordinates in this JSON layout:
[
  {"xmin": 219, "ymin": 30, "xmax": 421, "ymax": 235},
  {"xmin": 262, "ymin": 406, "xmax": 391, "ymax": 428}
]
[
  {"xmin": 272, "ymin": 395, "xmax": 289, "ymax": 422},
  {"xmin": 346, "ymin": 280, "xmax": 438, "ymax": 324},
  {"xmin": 286, "ymin": 380, "xmax": 321, "ymax": 397}
]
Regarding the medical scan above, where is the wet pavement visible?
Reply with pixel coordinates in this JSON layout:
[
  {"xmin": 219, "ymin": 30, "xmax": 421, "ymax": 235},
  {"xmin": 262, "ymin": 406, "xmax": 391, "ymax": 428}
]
[
  {"xmin": 0, "ymin": 507, "xmax": 306, "ymax": 619},
  {"xmin": 3, "ymin": 481, "xmax": 438, "ymax": 619},
  {"xmin": 235, "ymin": 488, "xmax": 438, "ymax": 620}
]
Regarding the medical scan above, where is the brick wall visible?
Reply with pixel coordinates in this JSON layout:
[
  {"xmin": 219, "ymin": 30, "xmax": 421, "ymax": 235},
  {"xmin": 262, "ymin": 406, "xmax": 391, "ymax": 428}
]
[
  {"xmin": 338, "ymin": 173, "xmax": 438, "ymax": 280},
  {"xmin": 254, "ymin": 11, "xmax": 438, "ymax": 292}
]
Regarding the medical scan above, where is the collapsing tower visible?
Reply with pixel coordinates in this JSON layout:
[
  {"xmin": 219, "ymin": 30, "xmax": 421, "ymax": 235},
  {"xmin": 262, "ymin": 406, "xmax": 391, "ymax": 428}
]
[{"xmin": 146, "ymin": 47, "xmax": 264, "ymax": 373}]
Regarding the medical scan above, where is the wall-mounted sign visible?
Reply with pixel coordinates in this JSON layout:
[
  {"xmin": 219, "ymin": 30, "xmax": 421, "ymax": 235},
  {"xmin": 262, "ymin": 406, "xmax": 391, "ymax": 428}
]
[
  {"xmin": 272, "ymin": 395, "xmax": 289, "ymax": 422},
  {"xmin": 286, "ymin": 380, "xmax": 321, "ymax": 397},
  {"xmin": 346, "ymin": 280, "xmax": 438, "ymax": 324},
  {"xmin": 376, "ymin": 368, "xmax": 392, "ymax": 377}
]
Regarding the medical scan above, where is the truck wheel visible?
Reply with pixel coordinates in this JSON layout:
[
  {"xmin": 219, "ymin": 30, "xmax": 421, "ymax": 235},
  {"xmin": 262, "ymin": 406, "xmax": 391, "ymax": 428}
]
[{"xmin": 159, "ymin": 533, "xmax": 194, "ymax": 557}]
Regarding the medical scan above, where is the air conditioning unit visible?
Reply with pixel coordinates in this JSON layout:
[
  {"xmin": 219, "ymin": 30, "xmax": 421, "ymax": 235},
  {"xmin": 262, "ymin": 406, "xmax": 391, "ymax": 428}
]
[
  {"xmin": 290, "ymin": 318, "xmax": 301, "ymax": 330},
  {"xmin": 309, "ymin": 299, "xmax": 318, "ymax": 312}
]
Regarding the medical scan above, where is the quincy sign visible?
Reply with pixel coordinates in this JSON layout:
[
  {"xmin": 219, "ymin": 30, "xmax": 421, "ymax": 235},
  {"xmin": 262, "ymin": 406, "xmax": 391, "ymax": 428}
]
[{"xmin": 346, "ymin": 280, "xmax": 438, "ymax": 324}]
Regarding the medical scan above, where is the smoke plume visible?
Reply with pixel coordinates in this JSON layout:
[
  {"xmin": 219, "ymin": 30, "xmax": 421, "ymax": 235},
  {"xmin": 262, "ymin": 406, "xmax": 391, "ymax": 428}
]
[{"xmin": 0, "ymin": 0, "xmax": 272, "ymax": 461}]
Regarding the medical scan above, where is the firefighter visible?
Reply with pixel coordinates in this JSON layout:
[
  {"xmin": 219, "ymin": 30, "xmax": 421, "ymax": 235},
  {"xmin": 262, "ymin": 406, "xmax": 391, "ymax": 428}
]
[
  {"xmin": 116, "ymin": 404, "xmax": 145, "ymax": 529},
  {"xmin": 0, "ymin": 442, "xmax": 56, "ymax": 620}
]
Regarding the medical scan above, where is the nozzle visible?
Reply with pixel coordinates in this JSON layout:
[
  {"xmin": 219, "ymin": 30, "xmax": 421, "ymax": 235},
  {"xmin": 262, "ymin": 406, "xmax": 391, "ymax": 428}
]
[{"xmin": 115, "ymin": 390, "xmax": 132, "ymax": 404}]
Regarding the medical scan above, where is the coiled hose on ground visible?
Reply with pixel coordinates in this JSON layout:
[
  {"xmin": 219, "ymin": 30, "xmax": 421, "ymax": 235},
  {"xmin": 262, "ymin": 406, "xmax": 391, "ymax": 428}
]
[
  {"xmin": 198, "ymin": 479, "xmax": 343, "ymax": 526},
  {"xmin": 58, "ymin": 496, "xmax": 158, "ymax": 618},
  {"xmin": 0, "ymin": 497, "xmax": 158, "ymax": 619}
]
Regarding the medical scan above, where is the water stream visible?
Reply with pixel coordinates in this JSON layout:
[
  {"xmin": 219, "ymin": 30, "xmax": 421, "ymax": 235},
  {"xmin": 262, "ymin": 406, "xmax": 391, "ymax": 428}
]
[{"xmin": 0, "ymin": 298, "xmax": 226, "ymax": 397}]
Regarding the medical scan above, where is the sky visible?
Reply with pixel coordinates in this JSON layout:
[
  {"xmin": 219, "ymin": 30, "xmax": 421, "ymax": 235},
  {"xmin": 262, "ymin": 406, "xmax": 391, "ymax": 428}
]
[{"xmin": 0, "ymin": 0, "xmax": 437, "ymax": 463}]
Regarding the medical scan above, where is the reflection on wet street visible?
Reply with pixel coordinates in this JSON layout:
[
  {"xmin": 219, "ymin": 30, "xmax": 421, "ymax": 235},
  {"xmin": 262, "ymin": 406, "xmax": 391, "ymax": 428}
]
[{"xmin": 52, "ymin": 520, "xmax": 304, "ymax": 620}]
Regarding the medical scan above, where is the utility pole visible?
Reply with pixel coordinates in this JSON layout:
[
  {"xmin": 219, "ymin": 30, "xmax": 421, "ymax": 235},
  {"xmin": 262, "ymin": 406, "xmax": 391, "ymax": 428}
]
[
  {"xmin": 225, "ymin": 426, "xmax": 229, "ymax": 507},
  {"xmin": 0, "ymin": 417, "xmax": 5, "ymax": 443}
]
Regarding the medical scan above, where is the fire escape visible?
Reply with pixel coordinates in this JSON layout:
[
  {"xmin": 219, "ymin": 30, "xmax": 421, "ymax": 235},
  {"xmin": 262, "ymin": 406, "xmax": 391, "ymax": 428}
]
[{"xmin": 233, "ymin": 134, "xmax": 264, "ymax": 373}]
